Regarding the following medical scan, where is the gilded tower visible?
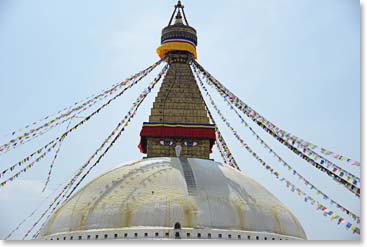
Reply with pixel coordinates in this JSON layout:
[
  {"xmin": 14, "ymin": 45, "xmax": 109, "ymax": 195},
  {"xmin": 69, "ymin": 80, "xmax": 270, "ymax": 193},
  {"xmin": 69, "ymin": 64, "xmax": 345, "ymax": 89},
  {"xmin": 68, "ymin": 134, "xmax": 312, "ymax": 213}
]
[{"xmin": 139, "ymin": 1, "xmax": 215, "ymax": 159}]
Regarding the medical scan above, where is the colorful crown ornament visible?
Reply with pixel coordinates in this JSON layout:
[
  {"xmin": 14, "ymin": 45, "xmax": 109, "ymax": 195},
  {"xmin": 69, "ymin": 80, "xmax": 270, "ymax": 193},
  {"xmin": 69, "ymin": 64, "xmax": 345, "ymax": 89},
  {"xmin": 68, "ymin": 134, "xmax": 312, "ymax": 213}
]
[{"xmin": 156, "ymin": 1, "xmax": 198, "ymax": 59}]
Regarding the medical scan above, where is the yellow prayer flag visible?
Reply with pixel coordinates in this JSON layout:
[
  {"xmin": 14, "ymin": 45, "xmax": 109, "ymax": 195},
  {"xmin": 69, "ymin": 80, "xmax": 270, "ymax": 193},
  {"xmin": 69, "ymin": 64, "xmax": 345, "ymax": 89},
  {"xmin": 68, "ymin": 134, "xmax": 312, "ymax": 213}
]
[{"xmin": 331, "ymin": 213, "xmax": 337, "ymax": 220}]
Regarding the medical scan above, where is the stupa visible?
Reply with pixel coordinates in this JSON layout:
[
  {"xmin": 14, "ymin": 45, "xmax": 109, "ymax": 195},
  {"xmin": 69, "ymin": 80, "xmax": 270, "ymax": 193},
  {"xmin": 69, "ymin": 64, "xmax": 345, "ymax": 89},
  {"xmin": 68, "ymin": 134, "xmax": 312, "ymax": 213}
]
[{"xmin": 38, "ymin": 1, "xmax": 307, "ymax": 240}]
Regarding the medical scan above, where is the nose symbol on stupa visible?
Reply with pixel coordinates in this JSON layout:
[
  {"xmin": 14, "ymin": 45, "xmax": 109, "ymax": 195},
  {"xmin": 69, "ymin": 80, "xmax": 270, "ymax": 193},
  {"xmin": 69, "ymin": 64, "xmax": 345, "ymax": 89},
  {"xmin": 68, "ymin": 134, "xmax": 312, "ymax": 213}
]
[{"xmin": 175, "ymin": 144, "xmax": 182, "ymax": 157}]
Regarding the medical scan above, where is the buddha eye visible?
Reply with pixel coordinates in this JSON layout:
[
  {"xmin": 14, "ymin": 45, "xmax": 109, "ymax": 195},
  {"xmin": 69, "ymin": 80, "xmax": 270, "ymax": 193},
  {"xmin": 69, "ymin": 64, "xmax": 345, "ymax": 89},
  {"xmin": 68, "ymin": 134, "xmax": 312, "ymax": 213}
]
[
  {"xmin": 184, "ymin": 141, "xmax": 198, "ymax": 147},
  {"xmin": 160, "ymin": 140, "xmax": 174, "ymax": 146}
]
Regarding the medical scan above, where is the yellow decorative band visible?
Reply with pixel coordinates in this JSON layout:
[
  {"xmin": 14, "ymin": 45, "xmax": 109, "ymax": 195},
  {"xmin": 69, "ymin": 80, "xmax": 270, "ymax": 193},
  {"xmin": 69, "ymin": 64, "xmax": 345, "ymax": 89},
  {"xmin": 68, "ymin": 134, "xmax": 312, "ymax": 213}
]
[{"xmin": 156, "ymin": 41, "xmax": 197, "ymax": 59}]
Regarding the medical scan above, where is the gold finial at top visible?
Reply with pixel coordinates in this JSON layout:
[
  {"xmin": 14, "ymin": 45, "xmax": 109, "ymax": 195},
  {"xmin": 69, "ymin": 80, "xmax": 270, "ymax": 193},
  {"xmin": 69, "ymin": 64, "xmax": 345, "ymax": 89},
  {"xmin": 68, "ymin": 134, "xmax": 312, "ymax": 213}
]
[
  {"xmin": 168, "ymin": 0, "xmax": 189, "ymax": 26},
  {"xmin": 175, "ymin": 9, "xmax": 183, "ymax": 24}
]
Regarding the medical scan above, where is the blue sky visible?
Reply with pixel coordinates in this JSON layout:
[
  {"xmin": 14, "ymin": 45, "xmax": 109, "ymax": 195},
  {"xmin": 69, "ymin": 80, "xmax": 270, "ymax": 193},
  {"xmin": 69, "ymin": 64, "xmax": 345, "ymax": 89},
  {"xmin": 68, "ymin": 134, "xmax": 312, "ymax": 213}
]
[{"xmin": 0, "ymin": 0, "xmax": 360, "ymax": 240}]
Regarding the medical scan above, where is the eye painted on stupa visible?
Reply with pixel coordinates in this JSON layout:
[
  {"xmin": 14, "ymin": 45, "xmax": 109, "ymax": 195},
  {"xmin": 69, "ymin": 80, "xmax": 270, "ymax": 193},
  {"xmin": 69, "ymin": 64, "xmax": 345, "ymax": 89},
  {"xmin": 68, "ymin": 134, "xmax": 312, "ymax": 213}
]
[
  {"xmin": 160, "ymin": 140, "xmax": 175, "ymax": 146},
  {"xmin": 184, "ymin": 141, "xmax": 198, "ymax": 147}
]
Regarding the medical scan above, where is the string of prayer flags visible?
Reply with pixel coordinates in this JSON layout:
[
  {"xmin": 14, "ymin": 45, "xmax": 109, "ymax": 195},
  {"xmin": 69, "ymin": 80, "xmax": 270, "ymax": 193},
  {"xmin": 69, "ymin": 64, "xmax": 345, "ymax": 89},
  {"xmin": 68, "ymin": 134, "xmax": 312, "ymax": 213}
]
[
  {"xmin": 215, "ymin": 127, "xmax": 240, "ymax": 171},
  {"xmin": 42, "ymin": 118, "xmax": 74, "ymax": 192},
  {"xmin": 0, "ymin": 60, "xmax": 167, "ymax": 189},
  {"xmin": 215, "ymin": 136, "xmax": 231, "ymax": 167},
  {"xmin": 0, "ymin": 140, "xmax": 57, "ymax": 179},
  {"xmin": 22, "ymin": 64, "xmax": 169, "ymax": 240},
  {"xmin": 64, "ymin": 65, "xmax": 169, "ymax": 201},
  {"xmin": 1, "ymin": 58, "xmax": 164, "ymax": 141},
  {"xmin": 316, "ymin": 203, "xmax": 360, "ymax": 234},
  {"xmin": 200, "ymin": 81, "xmax": 360, "ymax": 235},
  {"xmin": 0, "ymin": 60, "xmax": 165, "ymax": 190},
  {"xmin": 319, "ymin": 149, "xmax": 359, "ymax": 166},
  {"xmin": 296, "ymin": 143, "xmax": 360, "ymax": 187},
  {"xmin": 4, "ymin": 182, "xmax": 65, "ymax": 240},
  {"xmin": 192, "ymin": 60, "xmax": 360, "ymax": 167},
  {"xmin": 0, "ymin": 58, "xmax": 165, "ymax": 154},
  {"xmin": 193, "ymin": 60, "xmax": 360, "ymax": 184},
  {"xmin": 0, "ymin": 142, "xmax": 58, "ymax": 188},
  {"xmin": 192, "ymin": 61, "xmax": 360, "ymax": 198},
  {"xmin": 202, "ymin": 95, "xmax": 240, "ymax": 171},
  {"xmin": 193, "ymin": 69, "xmax": 360, "ymax": 225},
  {"xmin": 3, "ymin": 96, "xmax": 109, "ymax": 154},
  {"xmin": 8, "ymin": 90, "xmax": 123, "ymax": 152}
]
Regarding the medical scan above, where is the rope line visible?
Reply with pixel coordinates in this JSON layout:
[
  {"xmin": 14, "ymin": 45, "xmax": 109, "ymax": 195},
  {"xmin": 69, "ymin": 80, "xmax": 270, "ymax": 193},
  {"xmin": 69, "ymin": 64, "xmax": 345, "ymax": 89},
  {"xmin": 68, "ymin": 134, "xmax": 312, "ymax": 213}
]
[
  {"xmin": 4, "ymin": 182, "xmax": 66, "ymax": 240},
  {"xmin": 0, "ymin": 59, "xmax": 164, "ymax": 154},
  {"xmin": 193, "ymin": 65, "xmax": 360, "ymax": 225},
  {"xmin": 192, "ymin": 60, "xmax": 359, "ymax": 166},
  {"xmin": 197, "ymin": 75, "xmax": 240, "ymax": 171},
  {"xmin": 0, "ymin": 59, "xmax": 165, "ymax": 188},
  {"xmin": 197, "ymin": 72, "xmax": 360, "ymax": 235},
  {"xmin": 41, "ymin": 117, "xmax": 74, "ymax": 192},
  {"xmin": 22, "ymin": 64, "xmax": 169, "ymax": 240},
  {"xmin": 192, "ymin": 61, "xmax": 360, "ymax": 197}
]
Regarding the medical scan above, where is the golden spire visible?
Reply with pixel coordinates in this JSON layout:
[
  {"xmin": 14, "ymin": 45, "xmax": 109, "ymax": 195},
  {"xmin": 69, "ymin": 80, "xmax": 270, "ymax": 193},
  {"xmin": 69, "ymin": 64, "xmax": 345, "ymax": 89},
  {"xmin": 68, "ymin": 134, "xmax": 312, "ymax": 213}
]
[{"xmin": 139, "ymin": 1, "xmax": 215, "ymax": 159}]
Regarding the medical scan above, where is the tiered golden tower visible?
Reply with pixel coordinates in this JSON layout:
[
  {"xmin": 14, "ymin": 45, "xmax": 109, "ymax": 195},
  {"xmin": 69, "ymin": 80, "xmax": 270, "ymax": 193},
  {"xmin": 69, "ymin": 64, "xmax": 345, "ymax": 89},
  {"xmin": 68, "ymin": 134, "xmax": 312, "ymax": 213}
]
[{"xmin": 139, "ymin": 1, "xmax": 215, "ymax": 159}]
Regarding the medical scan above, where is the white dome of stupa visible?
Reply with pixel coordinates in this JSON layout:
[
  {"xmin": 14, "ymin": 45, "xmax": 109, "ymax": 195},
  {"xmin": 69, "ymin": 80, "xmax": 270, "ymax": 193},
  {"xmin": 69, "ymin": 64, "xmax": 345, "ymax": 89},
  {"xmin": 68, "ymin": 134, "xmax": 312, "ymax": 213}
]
[{"xmin": 39, "ymin": 157, "xmax": 306, "ymax": 240}]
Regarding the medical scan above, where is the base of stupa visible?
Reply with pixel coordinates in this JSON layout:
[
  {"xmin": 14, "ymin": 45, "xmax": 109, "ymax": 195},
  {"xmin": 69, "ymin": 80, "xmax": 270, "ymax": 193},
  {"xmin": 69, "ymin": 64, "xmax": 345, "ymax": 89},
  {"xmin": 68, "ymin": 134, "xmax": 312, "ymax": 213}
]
[{"xmin": 41, "ymin": 227, "xmax": 303, "ymax": 241}]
